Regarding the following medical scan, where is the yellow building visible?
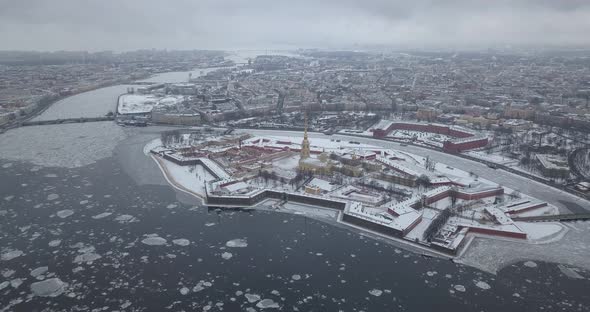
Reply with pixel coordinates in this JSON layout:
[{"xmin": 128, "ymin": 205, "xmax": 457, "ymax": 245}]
[
  {"xmin": 298, "ymin": 115, "xmax": 333, "ymax": 175},
  {"xmin": 299, "ymin": 157, "xmax": 333, "ymax": 175},
  {"xmin": 416, "ymin": 108, "xmax": 441, "ymax": 121}
]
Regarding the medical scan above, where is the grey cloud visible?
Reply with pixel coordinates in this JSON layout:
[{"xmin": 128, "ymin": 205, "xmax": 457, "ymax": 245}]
[{"xmin": 0, "ymin": 0, "xmax": 589, "ymax": 51}]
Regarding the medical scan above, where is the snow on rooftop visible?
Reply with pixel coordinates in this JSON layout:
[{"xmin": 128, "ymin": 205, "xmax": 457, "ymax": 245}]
[
  {"xmin": 346, "ymin": 201, "xmax": 422, "ymax": 232},
  {"xmin": 118, "ymin": 94, "xmax": 184, "ymax": 115},
  {"xmin": 484, "ymin": 206, "xmax": 513, "ymax": 225},
  {"xmin": 449, "ymin": 216, "xmax": 525, "ymax": 237},
  {"xmin": 496, "ymin": 199, "xmax": 548, "ymax": 214},
  {"xmin": 449, "ymin": 135, "xmax": 487, "ymax": 144},
  {"xmin": 199, "ymin": 158, "xmax": 231, "ymax": 180},
  {"xmin": 376, "ymin": 156, "xmax": 419, "ymax": 177},
  {"xmin": 223, "ymin": 181, "xmax": 249, "ymax": 192},
  {"xmin": 372, "ymin": 120, "xmax": 395, "ymax": 130}
]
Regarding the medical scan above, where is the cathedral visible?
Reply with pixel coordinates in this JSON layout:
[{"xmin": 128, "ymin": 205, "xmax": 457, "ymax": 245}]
[{"xmin": 298, "ymin": 113, "xmax": 332, "ymax": 175}]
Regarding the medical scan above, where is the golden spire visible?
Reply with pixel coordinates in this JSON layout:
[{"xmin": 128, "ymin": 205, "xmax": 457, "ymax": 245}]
[
  {"xmin": 304, "ymin": 110, "xmax": 309, "ymax": 139},
  {"xmin": 300, "ymin": 110, "xmax": 311, "ymax": 159}
]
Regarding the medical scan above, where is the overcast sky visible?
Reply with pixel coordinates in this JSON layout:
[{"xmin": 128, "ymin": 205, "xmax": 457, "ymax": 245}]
[{"xmin": 1, "ymin": 0, "xmax": 589, "ymax": 51}]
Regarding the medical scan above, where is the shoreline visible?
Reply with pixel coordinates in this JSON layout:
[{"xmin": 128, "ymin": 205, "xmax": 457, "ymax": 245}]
[
  {"xmin": 149, "ymin": 151, "xmax": 455, "ymax": 260},
  {"xmin": 147, "ymin": 137, "xmax": 582, "ymax": 275}
]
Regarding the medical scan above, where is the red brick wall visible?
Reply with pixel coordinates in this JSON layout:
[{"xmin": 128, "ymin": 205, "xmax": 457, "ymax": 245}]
[
  {"xmin": 374, "ymin": 122, "xmax": 474, "ymax": 142},
  {"xmin": 443, "ymin": 138, "xmax": 488, "ymax": 153},
  {"xmin": 506, "ymin": 202, "xmax": 547, "ymax": 215},
  {"xmin": 403, "ymin": 215, "xmax": 423, "ymax": 236},
  {"xmin": 466, "ymin": 227, "xmax": 527, "ymax": 239}
]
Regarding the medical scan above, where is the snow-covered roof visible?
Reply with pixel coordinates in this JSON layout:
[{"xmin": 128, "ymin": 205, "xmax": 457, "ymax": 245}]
[
  {"xmin": 199, "ymin": 158, "xmax": 231, "ymax": 180},
  {"xmin": 449, "ymin": 217, "xmax": 525, "ymax": 237},
  {"xmin": 118, "ymin": 94, "xmax": 184, "ymax": 115},
  {"xmin": 376, "ymin": 156, "xmax": 419, "ymax": 177},
  {"xmin": 223, "ymin": 181, "xmax": 249, "ymax": 192},
  {"xmin": 448, "ymin": 135, "xmax": 488, "ymax": 145},
  {"xmin": 345, "ymin": 202, "xmax": 422, "ymax": 232},
  {"xmin": 497, "ymin": 199, "xmax": 547, "ymax": 214},
  {"xmin": 372, "ymin": 120, "xmax": 395, "ymax": 130},
  {"xmin": 307, "ymin": 178, "xmax": 337, "ymax": 192},
  {"xmin": 535, "ymin": 154, "xmax": 569, "ymax": 170},
  {"xmin": 484, "ymin": 206, "xmax": 513, "ymax": 225}
]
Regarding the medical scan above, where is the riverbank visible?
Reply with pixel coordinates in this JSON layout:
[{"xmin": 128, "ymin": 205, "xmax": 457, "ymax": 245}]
[
  {"xmin": 145, "ymin": 131, "xmax": 584, "ymax": 276},
  {"xmin": 0, "ymin": 77, "xmax": 152, "ymax": 132}
]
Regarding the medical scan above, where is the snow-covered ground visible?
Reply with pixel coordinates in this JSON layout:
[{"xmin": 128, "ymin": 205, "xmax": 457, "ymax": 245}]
[
  {"xmin": 515, "ymin": 222, "xmax": 564, "ymax": 241},
  {"xmin": 389, "ymin": 130, "xmax": 452, "ymax": 147},
  {"xmin": 157, "ymin": 159, "xmax": 216, "ymax": 197},
  {"xmin": 459, "ymin": 220, "xmax": 590, "ymax": 274},
  {"xmin": 464, "ymin": 151, "xmax": 519, "ymax": 166},
  {"xmin": 244, "ymin": 134, "xmax": 379, "ymax": 153},
  {"xmin": 271, "ymin": 155, "xmax": 300, "ymax": 171},
  {"xmin": 281, "ymin": 202, "xmax": 340, "ymax": 219}
]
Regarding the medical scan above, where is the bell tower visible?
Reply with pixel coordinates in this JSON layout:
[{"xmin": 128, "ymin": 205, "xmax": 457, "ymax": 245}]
[{"xmin": 300, "ymin": 111, "xmax": 311, "ymax": 159}]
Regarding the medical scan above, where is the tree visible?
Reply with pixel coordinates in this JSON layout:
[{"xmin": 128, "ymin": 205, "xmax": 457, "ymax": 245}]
[
  {"xmin": 450, "ymin": 187, "xmax": 458, "ymax": 208},
  {"xmin": 424, "ymin": 156, "xmax": 436, "ymax": 171},
  {"xmin": 423, "ymin": 209, "xmax": 452, "ymax": 242},
  {"xmin": 417, "ymin": 175, "xmax": 431, "ymax": 188}
]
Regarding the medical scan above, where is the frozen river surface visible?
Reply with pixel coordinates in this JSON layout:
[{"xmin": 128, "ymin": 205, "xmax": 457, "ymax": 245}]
[
  {"xmin": 1, "ymin": 62, "xmax": 590, "ymax": 310},
  {"xmin": 1, "ymin": 157, "xmax": 589, "ymax": 311},
  {"xmin": 32, "ymin": 85, "xmax": 142, "ymax": 121}
]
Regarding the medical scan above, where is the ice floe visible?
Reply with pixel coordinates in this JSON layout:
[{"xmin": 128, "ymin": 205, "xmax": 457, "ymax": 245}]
[
  {"xmin": 221, "ymin": 252, "xmax": 233, "ymax": 260},
  {"xmin": 0, "ymin": 122, "xmax": 126, "ymax": 168},
  {"xmin": 10, "ymin": 278, "xmax": 23, "ymax": 289},
  {"xmin": 74, "ymin": 252, "xmax": 102, "ymax": 264},
  {"xmin": 30, "ymin": 278, "xmax": 68, "ymax": 297},
  {"xmin": 368, "ymin": 289, "xmax": 383, "ymax": 297},
  {"xmin": 226, "ymin": 238, "xmax": 248, "ymax": 248},
  {"xmin": 48, "ymin": 240, "xmax": 62, "ymax": 247},
  {"xmin": 474, "ymin": 280, "xmax": 491, "ymax": 290},
  {"xmin": 30, "ymin": 266, "xmax": 49, "ymax": 277},
  {"xmin": 141, "ymin": 235, "xmax": 167, "ymax": 246},
  {"xmin": 56, "ymin": 209, "xmax": 74, "ymax": 218},
  {"xmin": 92, "ymin": 212, "xmax": 112, "ymax": 219},
  {"xmin": 256, "ymin": 298, "xmax": 280, "ymax": 309},
  {"xmin": 172, "ymin": 239, "xmax": 190, "ymax": 246},
  {"xmin": 1, "ymin": 249, "xmax": 23, "ymax": 261},
  {"xmin": 115, "ymin": 214, "xmax": 137, "ymax": 223},
  {"xmin": 245, "ymin": 293, "xmax": 261, "ymax": 303}
]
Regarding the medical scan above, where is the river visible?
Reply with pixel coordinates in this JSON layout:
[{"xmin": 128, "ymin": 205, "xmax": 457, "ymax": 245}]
[{"xmin": 0, "ymin": 56, "xmax": 589, "ymax": 311}]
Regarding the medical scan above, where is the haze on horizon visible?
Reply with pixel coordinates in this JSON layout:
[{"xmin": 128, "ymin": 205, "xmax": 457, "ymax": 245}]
[{"xmin": 1, "ymin": 0, "xmax": 590, "ymax": 52}]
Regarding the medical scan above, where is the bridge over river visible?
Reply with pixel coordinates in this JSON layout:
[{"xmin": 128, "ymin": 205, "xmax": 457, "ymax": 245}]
[{"xmin": 20, "ymin": 116, "xmax": 115, "ymax": 127}]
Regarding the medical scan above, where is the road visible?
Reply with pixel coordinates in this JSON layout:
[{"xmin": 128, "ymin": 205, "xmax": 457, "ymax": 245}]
[{"xmin": 241, "ymin": 128, "xmax": 590, "ymax": 214}]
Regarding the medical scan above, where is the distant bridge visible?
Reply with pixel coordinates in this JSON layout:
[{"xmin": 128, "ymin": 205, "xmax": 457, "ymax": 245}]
[
  {"xmin": 20, "ymin": 116, "xmax": 115, "ymax": 127},
  {"xmin": 512, "ymin": 213, "xmax": 590, "ymax": 223}
]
